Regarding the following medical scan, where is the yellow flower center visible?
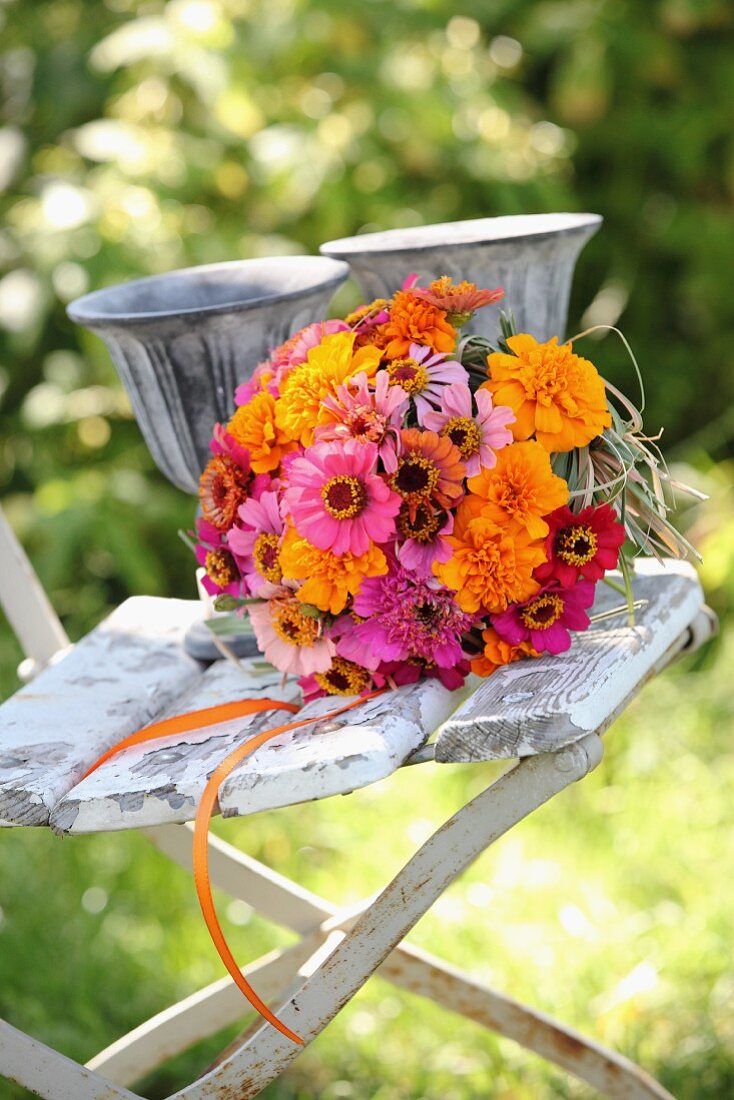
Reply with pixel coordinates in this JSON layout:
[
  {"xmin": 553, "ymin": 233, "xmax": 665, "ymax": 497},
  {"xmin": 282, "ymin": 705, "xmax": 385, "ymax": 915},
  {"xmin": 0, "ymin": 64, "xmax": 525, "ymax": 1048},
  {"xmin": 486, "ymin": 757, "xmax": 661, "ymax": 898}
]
[
  {"xmin": 253, "ymin": 532, "xmax": 282, "ymax": 584},
  {"xmin": 387, "ymin": 357, "xmax": 429, "ymax": 396},
  {"xmin": 272, "ymin": 602, "xmax": 320, "ymax": 647},
  {"xmin": 396, "ymin": 501, "xmax": 441, "ymax": 543},
  {"xmin": 204, "ymin": 549, "xmax": 238, "ymax": 588},
  {"xmin": 391, "ymin": 454, "xmax": 440, "ymax": 501},
  {"xmin": 321, "ymin": 475, "xmax": 367, "ymax": 519},
  {"xmin": 555, "ymin": 524, "xmax": 598, "ymax": 567},
  {"xmin": 314, "ymin": 657, "xmax": 371, "ymax": 696},
  {"xmin": 519, "ymin": 593, "xmax": 565, "ymax": 631},
  {"xmin": 441, "ymin": 416, "xmax": 481, "ymax": 459}
]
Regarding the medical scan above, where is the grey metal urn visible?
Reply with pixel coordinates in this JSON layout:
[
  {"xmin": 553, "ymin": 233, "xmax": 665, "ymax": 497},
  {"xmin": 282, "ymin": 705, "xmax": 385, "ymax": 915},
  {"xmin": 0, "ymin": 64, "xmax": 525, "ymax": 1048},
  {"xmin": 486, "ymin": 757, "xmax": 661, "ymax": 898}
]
[
  {"xmin": 321, "ymin": 213, "xmax": 602, "ymax": 344},
  {"xmin": 67, "ymin": 256, "xmax": 350, "ymax": 493}
]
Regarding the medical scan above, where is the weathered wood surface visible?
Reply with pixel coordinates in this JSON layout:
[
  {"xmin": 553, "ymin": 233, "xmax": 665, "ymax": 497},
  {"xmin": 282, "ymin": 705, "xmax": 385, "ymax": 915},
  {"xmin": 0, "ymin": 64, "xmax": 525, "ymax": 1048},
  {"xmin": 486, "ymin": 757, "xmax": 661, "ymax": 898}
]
[
  {"xmin": 0, "ymin": 597, "xmax": 203, "ymax": 826},
  {"xmin": 50, "ymin": 668, "xmax": 458, "ymax": 835},
  {"xmin": 436, "ymin": 559, "xmax": 704, "ymax": 763},
  {"xmin": 50, "ymin": 658, "xmax": 298, "ymax": 834}
]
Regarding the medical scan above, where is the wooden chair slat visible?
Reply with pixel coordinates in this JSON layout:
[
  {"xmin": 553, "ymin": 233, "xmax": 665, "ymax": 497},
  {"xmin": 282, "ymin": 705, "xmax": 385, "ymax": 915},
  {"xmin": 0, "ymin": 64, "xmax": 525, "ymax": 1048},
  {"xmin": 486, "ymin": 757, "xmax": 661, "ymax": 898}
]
[
  {"xmin": 50, "ymin": 665, "xmax": 458, "ymax": 834},
  {"xmin": 0, "ymin": 596, "xmax": 203, "ymax": 826},
  {"xmin": 435, "ymin": 560, "xmax": 704, "ymax": 763}
]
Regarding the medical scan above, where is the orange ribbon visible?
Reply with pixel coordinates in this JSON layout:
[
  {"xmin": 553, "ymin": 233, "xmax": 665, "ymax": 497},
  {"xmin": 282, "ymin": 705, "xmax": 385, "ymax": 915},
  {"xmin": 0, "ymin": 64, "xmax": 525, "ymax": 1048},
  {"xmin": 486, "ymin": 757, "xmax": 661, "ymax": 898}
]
[{"xmin": 83, "ymin": 688, "xmax": 386, "ymax": 1044}]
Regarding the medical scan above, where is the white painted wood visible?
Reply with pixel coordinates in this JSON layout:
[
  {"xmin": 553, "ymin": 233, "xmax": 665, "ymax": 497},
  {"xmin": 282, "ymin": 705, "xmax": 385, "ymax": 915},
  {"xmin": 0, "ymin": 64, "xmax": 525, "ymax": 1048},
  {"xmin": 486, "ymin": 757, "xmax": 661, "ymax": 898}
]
[
  {"xmin": 219, "ymin": 677, "xmax": 458, "ymax": 818},
  {"xmin": 173, "ymin": 735, "xmax": 605, "ymax": 1099},
  {"xmin": 436, "ymin": 559, "xmax": 705, "ymax": 763},
  {"xmin": 0, "ymin": 1017, "xmax": 139, "ymax": 1100},
  {"xmin": 48, "ymin": 659, "xmax": 298, "ymax": 834},
  {"xmin": 0, "ymin": 597, "xmax": 203, "ymax": 826},
  {"xmin": 50, "ymin": 673, "xmax": 458, "ymax": 835},
  {"xmin": 0, "ymin": 505, "xmax": 69, "ymax": 667}
]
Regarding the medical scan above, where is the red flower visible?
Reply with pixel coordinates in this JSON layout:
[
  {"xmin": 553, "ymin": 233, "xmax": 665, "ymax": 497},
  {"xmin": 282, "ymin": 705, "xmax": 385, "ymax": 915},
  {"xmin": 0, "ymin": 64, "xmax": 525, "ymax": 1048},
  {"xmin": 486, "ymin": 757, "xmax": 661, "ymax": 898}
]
[{"xmin": 535, "ymin": 503, "xmax": 625, "ymax": 587}]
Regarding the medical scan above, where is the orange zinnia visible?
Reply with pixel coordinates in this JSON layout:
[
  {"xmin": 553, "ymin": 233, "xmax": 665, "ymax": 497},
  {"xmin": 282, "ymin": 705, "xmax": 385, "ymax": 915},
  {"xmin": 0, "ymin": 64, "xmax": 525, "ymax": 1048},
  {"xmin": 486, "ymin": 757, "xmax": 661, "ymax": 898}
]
[
  {"xmin": 279, "ymin": 526, "xmax": 388, "ymax": 616},
  {"xmin": 227, "ymin": 390, "xmax": 296, "ymax": 473},
  {"xmin": 484, "ymin": 334, "xmax": 611, "ymax": 452},
  {"xmin": 198, "ymin": 454, "xmax": 249, "ymax": 530},
  {"xmin": 381, "ymin": 290, "xmax": 457, "ymax": 358},
  {"xmin": 434, "ymin": 515, "xmax": 545, "ymax": 614},
  {"xmin": 470, "ymin": 626, "xmax": 538, "ymax": 678},
  {"xmin": 465, "ymin": 440, "xmax": 568, "ymax": 539}
]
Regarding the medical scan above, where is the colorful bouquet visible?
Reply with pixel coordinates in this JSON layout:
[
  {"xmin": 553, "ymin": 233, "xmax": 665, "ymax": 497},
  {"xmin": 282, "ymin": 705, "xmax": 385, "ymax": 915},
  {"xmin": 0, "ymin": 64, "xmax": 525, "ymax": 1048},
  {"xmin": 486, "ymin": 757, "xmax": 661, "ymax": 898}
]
[{"xmin": 191, "ymin": 274, "xmax": 693, "ymax": 697}]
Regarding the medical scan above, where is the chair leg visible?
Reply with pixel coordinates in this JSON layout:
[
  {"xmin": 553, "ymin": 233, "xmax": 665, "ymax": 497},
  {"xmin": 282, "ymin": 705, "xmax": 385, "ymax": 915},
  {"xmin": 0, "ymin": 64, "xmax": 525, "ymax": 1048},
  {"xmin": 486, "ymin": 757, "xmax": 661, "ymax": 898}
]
[
  {"xmin": 169, "ymin": 735, "xmax": 607, "ymax": 1099},
  {"xmin": 129, "ymin": 737, "xmax": 671, "ymax": 1100},
  {"xmin": 0, "ymin": 1018, "xmax": 139, "ymax": 1100},
  {"xmin": 85, "ymin": 935, "xmax": 330, "ymax": 1087},
  {"xmin": 377, "ymin": 943, "xmax": 674, "ymax": 1100}
]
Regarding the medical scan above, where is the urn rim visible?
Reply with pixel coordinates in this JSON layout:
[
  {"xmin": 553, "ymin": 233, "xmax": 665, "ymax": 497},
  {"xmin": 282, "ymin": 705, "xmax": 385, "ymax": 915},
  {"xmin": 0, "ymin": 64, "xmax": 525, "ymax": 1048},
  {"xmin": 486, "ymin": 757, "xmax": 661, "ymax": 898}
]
[
  {"xmin": 320, "ymin": 213, "xmax": 602, "ymax": 258},
  {"xmin": 66, "ymin": 255, "xmax": 350, "ymax": 329}
]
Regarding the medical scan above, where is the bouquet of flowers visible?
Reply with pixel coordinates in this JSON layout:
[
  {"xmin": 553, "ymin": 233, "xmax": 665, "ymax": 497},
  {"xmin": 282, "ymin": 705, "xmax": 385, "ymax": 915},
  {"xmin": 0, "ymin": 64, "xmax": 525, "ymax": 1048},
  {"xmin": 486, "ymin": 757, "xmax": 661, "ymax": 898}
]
[{"xmin": 191, "ymin": 274, "xmax": 694, "ymax": 698}]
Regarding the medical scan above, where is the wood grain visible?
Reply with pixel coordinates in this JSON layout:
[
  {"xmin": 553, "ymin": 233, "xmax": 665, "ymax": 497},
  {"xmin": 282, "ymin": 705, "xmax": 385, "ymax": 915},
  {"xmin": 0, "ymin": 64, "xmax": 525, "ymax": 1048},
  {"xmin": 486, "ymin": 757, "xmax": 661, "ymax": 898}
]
[
  {"xmin": 50, "ymin": 669, "xmax": 458, "ymax": 835},
  {"xmin": 0, "ymin": 597, "xmax": 203, "ymax": 826},
  {"xmin": 435, "ymin": 559, "xmax": 704, "ymax": 763}
]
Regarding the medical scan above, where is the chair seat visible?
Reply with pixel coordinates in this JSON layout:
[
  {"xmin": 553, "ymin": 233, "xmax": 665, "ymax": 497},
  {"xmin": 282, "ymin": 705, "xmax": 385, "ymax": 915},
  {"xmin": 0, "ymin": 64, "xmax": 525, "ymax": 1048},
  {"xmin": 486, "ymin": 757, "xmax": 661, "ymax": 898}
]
[{"xmin": 0, "ymin": 559, "xmax": 705, "ymax": 835}]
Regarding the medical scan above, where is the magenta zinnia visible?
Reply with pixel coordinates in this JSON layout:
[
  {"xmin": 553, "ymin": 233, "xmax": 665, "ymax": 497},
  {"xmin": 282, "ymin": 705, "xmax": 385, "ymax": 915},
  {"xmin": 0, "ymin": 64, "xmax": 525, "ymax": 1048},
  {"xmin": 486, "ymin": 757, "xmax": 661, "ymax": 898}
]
[
  {"xmin": 492, "ymin": 581, "xmax": 596, "ymax": 655},
  {"xmin": 336, "ymin": 557, "xmax": 475, "ymax": 671},
  {"xmin": 535, "ymin": 503, "xmax": 626, "ymax": 587},
  {"xmin": 285, "ymin": 439, "xmax": 401, "ymax": 556}
]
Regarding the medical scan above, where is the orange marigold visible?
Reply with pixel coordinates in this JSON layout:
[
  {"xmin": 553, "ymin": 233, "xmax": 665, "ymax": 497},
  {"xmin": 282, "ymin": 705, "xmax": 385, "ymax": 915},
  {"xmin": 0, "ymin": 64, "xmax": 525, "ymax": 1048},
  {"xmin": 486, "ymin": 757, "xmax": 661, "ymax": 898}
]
[
  {"xmin": 470, "ymin": 626, "xmax": 538, "ymax": 678},
  {"xmin": 227, "ymin": 390, "xmax": 296, "ymax": 473},
  {"xmin": 381, "ymin": 290, "xmax": 457, "ymax": 358},
  {"xmin": 279, "ymin": 525, "xmax": 388, "ymax": 615},
  {"xmin": 464, "ymin": 440, "xmax": 568, "ymax": 540},
  {"xmin": 434, "ymin": 515, "xmax": 545, "ymax": 614},
  {"xmin": 484, "ymin": 333, "xmax": 611, "ymax": 452}
]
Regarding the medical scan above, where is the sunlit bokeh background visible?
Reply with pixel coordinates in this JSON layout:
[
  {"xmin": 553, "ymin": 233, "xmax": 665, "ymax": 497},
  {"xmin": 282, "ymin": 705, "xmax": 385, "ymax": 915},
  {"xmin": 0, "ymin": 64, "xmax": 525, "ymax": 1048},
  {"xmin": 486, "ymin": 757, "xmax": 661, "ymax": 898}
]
[{"xmin": 1, "ymin": 1, "xmax": 733, "ymax": 1097}]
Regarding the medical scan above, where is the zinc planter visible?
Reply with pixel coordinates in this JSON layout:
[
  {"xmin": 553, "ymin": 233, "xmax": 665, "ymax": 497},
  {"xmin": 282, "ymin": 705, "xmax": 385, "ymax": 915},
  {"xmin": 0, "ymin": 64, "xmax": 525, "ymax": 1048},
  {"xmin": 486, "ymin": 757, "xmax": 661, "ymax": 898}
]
[
  {"xmin": 67, "ymin": 256, "xmax": 349, "ymax": 494},
  {"xmin": 321, "ymin": 213, "xmax": 601, "ymax": 345}
]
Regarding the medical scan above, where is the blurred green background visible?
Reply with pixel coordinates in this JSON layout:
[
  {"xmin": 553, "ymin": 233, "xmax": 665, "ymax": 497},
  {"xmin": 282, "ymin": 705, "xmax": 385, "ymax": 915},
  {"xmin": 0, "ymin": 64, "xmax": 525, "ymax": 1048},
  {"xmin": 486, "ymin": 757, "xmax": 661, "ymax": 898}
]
[{"xmin": 1, "ymin": 0, "xmax": 733, "ymax": 1097}]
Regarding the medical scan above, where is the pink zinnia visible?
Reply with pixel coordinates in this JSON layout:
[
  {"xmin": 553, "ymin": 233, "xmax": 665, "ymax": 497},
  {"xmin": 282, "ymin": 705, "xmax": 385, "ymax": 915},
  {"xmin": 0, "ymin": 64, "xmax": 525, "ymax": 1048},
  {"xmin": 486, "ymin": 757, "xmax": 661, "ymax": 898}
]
[
  {"xmin": 285, "ymin": 439, "xmax": 401, "ymax": 556},
  {"xmin": 315, "ymin": 370, "xmax": 408, "ymax": 473},
  {"xmin": 234, "ymin": 361, "xmax": 278, "ymax": 406},
  {"xmin": 209, "ymin": 422, "xmax": 252, "ymax": 472},
  {"xmin": 492, "ymin": 581, "xmax": 596, "ymax": 655},
  {"xmin": 423, "ymin": 383, "xmax": 515, "ymax": 477},
  {"xmin": 248, "ymin": 594, "xmax": 335, "ymax": 676},
  {"xmin": 385, "ymin": 342, "xmax": 468, "ymax": 422},
  {"xmin": 396, "ymin": 505, "xmax": 454, "ymax": 574},
  {"xmin": 336, "ymin": 558, "xmax": 475, "ymax": 671},
  {"xmin": 227, "ymin": 490, "xmax": 284, "ymax": 595},
  {"xmin": 194, "ymin": 517, "xmax": 247, "ymax": 598}
]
